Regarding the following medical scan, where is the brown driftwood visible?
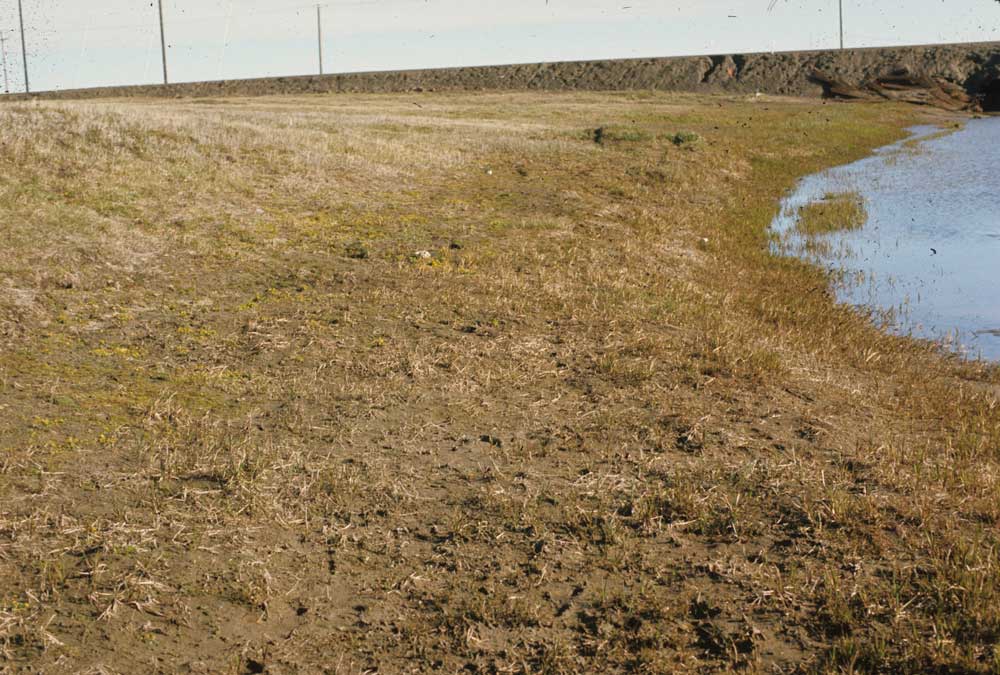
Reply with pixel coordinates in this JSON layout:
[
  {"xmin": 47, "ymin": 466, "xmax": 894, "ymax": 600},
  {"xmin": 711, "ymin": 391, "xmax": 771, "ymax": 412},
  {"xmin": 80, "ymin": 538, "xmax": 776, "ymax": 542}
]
[
  {"xmin": 808, "ymin": 71, "xmax": 877, "ymax": 100},
  {"xmin": 810, "ymin": 67, "xmax": 982, "ymax": 112}
]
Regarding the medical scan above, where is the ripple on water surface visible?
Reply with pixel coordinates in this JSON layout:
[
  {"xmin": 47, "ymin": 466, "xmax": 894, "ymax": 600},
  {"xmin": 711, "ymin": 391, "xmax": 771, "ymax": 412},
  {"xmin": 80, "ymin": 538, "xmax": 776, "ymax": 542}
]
[{"xmin": 772, "ymin": 117, "xmax": 1000, "ymax": 362}]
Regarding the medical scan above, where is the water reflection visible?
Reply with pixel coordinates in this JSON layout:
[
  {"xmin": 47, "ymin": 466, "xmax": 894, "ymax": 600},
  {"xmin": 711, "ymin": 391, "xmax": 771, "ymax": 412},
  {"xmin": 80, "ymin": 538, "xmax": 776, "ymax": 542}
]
[{"xmin": 772, "ymin": 117, "xmax": 1000, "ymax": 361}]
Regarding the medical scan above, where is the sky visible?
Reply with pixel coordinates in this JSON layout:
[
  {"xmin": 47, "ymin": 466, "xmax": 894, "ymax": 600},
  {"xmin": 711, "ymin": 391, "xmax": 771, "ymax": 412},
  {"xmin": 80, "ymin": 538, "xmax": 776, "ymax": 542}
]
[{"xmin": 0, "ymin": 0, "xmax": 998, "ymax": 94}]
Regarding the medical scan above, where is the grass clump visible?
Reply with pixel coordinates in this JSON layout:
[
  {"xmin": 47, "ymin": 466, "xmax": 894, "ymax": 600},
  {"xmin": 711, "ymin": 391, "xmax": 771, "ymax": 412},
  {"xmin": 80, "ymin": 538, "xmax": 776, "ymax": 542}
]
[
  {"xmin": 592, "ymin": 125, "xmax": 652, "ymax": 144},
  {"xmin": 669, "ymin": 130, "xmax": 703, "ymax": 146},
  {"xmin": 344, "ymin": 239, "xmax": 369, "ymax": 259},
  {"xmin": 794, "ymin": 191, "xmax": 868, "ymax": 235}
]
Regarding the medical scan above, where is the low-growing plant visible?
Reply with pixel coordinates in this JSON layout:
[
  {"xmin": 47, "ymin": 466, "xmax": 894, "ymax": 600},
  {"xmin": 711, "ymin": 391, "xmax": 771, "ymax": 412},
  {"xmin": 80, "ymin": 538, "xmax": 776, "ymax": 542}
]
[{"xmin": 794, "ymin": 191, "xmax": 868, "ymax": 235}]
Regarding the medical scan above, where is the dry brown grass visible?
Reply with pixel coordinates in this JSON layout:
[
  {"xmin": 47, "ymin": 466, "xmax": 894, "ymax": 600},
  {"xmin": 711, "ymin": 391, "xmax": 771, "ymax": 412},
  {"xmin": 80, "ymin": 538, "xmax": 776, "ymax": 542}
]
[{"xmin": 0, "ymin": 91, "xmax": 998, "ymax": 674}]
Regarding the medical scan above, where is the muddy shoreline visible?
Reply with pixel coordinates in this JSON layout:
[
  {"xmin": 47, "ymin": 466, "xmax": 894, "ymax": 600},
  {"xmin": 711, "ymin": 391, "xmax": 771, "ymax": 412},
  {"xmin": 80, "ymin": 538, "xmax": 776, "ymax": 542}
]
[{"xmin": 774, "ymin": 118, "xmax": 1000, "ymax": 361}]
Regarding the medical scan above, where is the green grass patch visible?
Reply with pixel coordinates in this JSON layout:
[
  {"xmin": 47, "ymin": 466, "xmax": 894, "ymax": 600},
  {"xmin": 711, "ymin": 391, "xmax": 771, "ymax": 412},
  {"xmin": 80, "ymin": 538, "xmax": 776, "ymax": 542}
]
[{"xmin": 794, "ymin": 191, "xmax": 868, "ymax": 235}]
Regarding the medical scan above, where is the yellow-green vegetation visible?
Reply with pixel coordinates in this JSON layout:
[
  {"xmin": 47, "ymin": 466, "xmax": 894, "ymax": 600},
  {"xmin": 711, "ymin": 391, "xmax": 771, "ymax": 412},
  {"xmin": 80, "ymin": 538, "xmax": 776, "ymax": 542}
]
[
  {"xmin": 0, "ymin": 92, "xmax": 997, "ymax": 674},
  {"xmin": 900, "ymin": 122, "xmax": 965, "ymax": 151},
  {"xmin": 795, "ymin": 191, "xmax": 868, "ymax": 235}
]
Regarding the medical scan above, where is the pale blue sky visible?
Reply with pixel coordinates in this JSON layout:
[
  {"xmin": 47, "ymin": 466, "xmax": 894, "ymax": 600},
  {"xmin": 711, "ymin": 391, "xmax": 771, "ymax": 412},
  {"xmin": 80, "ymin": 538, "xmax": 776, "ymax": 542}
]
[{"xmin": 0, "ymin": 1, "xmax": 998, "ymax": 93}]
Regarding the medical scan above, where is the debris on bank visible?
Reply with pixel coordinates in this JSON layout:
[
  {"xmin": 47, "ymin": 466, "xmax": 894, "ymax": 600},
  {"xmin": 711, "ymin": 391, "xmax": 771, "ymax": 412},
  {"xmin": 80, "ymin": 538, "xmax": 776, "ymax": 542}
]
[{"xmin": 811, "ymin": 66, "xmax": 982, "ymax": 112}]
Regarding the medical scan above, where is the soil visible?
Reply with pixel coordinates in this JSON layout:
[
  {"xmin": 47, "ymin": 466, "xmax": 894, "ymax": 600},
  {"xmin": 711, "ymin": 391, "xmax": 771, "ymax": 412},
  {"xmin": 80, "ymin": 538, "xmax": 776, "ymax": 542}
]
[
  {"xmin": 5, "ymin": 42, "xmax": 1000, "ymax": 105},
  {"xmin": 1, "ymin": 91, "xmax": 999, "ymax": 674}
]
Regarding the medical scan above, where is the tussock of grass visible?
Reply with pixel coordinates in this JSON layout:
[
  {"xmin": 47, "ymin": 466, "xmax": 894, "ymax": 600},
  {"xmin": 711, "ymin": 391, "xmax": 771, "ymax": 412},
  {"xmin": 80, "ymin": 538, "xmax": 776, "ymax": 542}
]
[
  {"xmin": 590, "ymin": 124, "xmax": 654, "ymax": 144},
  {"xmin": 0, "ymin": 92, "xmax": 997, "ymax": 674},
  {"xmin": 795, "ymin": 191, "xmax": 868, "ymax": 235},
  {"xmin": 669, "ymin": 130, "xmax": 703, "ymax": 146}
]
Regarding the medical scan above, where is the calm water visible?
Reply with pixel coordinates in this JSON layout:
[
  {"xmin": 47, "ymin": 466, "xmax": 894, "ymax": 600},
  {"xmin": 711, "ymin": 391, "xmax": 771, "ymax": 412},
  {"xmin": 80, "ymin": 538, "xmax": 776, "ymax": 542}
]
[{"xmin": 772, "ymin": 117, "xmax": 1000, "ymax": 361}]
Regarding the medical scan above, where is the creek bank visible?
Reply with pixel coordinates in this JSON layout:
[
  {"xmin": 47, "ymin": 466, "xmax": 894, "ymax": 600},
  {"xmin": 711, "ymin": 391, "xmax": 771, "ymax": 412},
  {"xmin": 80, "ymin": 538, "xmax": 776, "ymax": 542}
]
[
  {"xmin": 773, "ymin": 118, "xmax": 1000, "ymax": 360},
  {"xmin": 4, "ymin": 42, "xmax": 1000, "ymax": 109}
]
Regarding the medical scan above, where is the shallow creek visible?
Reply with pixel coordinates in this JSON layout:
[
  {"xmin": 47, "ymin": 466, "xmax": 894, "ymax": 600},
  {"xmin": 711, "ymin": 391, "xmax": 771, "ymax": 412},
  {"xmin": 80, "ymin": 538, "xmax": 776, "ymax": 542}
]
[{"xmin": 772, "ymin": 117, "xmax": 1000, "ymax": 361}]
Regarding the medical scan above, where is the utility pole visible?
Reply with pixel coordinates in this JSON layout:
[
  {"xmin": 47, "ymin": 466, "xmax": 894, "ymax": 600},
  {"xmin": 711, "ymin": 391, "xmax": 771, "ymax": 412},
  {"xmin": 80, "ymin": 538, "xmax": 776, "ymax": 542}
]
[
  {"xmin": 1, "ymin": 31, "xmax": 10, "ymax": 94},
  {"xmin": 316, "ymin": 4, "xmax": 324, "ymax": 75},
  {"xmin": 17, "ymin": 0, "xmax": 28, "ymax": 93},
  {"xmin": 158, "ymin": 0, "xmax": 169, "ymax": 85},
  {"xmin": 838, "ymin": 0, "xmax": 844, "ymax": 50}
]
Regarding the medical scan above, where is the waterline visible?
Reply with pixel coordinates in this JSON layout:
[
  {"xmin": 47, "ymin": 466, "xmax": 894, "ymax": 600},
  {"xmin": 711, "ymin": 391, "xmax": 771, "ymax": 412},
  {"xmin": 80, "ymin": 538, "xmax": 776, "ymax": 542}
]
[{"xmin": 772, "ymin": 118, "xmax": 1000, "ymax": 362}]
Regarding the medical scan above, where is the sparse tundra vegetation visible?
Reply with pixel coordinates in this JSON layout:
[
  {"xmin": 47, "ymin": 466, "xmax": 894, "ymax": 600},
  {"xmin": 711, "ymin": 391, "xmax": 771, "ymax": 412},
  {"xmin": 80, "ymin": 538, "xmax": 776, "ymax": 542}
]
[{"xmin": 1, "ymin": 91, "xmax": 999, "ymax": 674}]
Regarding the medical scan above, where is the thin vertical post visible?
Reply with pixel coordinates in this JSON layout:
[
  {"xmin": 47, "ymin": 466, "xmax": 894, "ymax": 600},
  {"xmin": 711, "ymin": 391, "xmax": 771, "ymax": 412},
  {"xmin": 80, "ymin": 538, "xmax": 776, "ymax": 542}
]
[
  {"xmin": 1, "ymin": 32, "xmax": 10, "ymax": 94},
  {"xmin": 316, "ymin": 4, "xmax": 324, "ymax": 75},
  {"xmin": 158, "ymin": 0, "xmax": 169, "ymax": 84},
  {"xmin": 839, "ymin": 0, "xmax": 844, "ymax": 50},
  {"xmin": 17, "ymin": 0, "xmax": 28, "ymax": 93},
  {"xmin": 217, "ymin": 0, "xmax": 235, "ymax": 81}
]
